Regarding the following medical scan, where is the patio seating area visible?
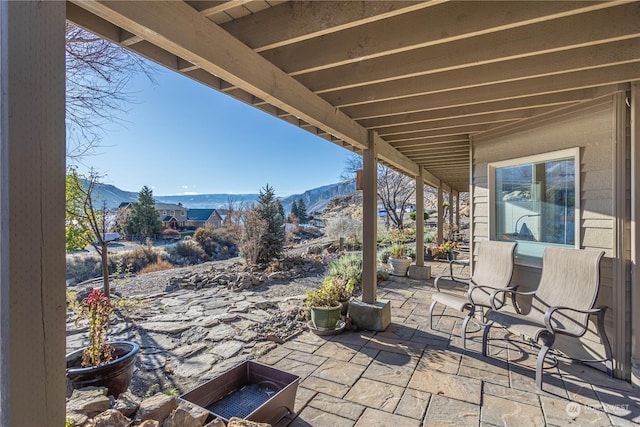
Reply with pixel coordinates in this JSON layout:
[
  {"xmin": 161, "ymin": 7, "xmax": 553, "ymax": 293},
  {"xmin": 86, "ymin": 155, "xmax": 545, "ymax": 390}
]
[{"xmin": 259, "ymin": 262, "xmax": 639, "ymax": 427}]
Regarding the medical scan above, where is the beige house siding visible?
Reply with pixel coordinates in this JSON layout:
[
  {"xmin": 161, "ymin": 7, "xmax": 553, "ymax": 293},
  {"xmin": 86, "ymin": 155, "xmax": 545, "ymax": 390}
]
[{"xmin": 471, "ymin": 93, "xmax": 630, "ymax": 378}]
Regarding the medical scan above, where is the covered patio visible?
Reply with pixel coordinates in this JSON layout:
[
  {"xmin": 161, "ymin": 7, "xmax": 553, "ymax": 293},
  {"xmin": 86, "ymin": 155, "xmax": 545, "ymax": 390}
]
[
  {"xmin": 1, "ymin": 1, "xmax": 639, "ymax": 424},
  {"xmin": 259, "ymin": 262, "xmax": 639, "ymax": 426}
]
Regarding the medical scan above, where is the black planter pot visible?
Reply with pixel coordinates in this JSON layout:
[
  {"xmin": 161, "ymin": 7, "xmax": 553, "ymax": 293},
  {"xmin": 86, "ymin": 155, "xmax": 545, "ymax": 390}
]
[{"xmin": 66, "ymin": 341, "xmax": 139, "ymax": 398}]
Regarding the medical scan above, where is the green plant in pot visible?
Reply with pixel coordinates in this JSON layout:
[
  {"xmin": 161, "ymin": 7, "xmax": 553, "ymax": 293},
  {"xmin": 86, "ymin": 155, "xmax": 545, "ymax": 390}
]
[
  {"xmin": 389, "ymin": 242, "xmax": 412, "ymax": 276},
  {"xmin": 327, "ymin": 275, "xmax": 356, "ymax": 316},
  {"xmin": 305, "ymin": 280, "xmax": 343, "ymax": 330},
  {"xmin": 66, "ymin": 289, "xmax": 139, "ymax": 398}
]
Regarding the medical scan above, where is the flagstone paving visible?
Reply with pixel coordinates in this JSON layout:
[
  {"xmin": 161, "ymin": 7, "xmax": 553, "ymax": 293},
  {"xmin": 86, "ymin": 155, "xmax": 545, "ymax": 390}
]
[{"xmin": 261, "ymin": 262, "xmax": 640, "ymax": 427}]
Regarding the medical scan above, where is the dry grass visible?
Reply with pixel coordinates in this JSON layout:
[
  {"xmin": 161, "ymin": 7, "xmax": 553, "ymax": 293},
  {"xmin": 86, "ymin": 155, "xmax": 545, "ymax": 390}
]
[{"xmin": 139, "ymin": 259, "xmax": 173, "ymax": 274}]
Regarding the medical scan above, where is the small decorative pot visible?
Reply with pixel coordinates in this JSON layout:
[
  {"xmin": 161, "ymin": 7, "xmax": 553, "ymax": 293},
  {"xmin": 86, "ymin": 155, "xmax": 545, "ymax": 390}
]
[
  {"xmin": 66, "ymin": 341, "xmax": 139, "ymax": 398},
  {"xmin": 446, "ymin": 252, "xmax": 457, "ymax": 261},
  {"xmin": 339, "ymin": 294, "xmax": 352, "ymax": 316},
  {"xmin": 389, "ymin": 257, "xmax": 412, "ymax": 276},
  {"xmin": 310, "ymin": 303, "xmax": 342, "ymax": 329}
]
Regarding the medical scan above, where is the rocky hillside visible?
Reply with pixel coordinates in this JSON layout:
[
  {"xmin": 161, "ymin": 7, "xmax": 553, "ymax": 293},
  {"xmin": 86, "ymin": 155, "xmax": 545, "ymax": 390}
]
[{"xmin": 88, "ymin": 179, "xmax": 355, "ymax": 211}]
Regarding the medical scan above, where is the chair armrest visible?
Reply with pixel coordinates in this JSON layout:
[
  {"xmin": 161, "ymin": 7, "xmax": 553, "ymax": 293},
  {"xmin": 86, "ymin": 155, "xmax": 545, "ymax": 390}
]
[
  {"xmin": 485, "ymin": 285, "xmax": 520, "ymax": 310},
  {"xmin": 434, "ymin": 275, "xmax": 470, "ymax": 292},
  {"xmin": 543, "ymin": 305, "xmax": 606, "ymax": 336},
  {"xmin": 468, "ymin": 284, "xmax": 515, "ymax": 308}
]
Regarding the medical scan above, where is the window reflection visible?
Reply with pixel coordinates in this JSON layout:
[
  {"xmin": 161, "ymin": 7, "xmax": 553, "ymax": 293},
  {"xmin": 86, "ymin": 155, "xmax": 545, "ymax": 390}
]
[{"xmin": 492, "ymin": 154, "xmax": 576, "ymax": 264}]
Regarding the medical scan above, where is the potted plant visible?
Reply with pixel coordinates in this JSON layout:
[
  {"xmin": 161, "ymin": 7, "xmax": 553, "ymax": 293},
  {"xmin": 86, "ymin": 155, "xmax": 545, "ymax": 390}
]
[
  {"xmin": 438, "ymin": 240, "xmax": 460, "ymax": 261},
  {"xmin": 66, "ymin": 289, "xmax": 139, "ymax": 398},
  {"xmin": 389, "ymin": 242, "xmax": 412, "ymax": 276},
  {"xmin": 305, "ymin": 280, "xmax": 343, "ymax": 329},
  {"xmin": 325, "ymin": 275, "xmax": 356, "ymax": 315}
]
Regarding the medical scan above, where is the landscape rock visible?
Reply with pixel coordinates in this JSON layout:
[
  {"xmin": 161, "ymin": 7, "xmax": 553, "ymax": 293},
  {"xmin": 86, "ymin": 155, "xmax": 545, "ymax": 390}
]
[
  {"xmin": 136, "ymin": 393, "xmax": 178, "ymax": 424},
  {"xmin": 204, "ymin": 418, "xmax": 226, "ymax": 427},
  {"xmin": 91, "ymin": 409, "xmax": 131, "ymax": 427},
  {"xmin": 66, "ymin": 412, "xmax": 88, "ymax": 427},
  {"xmin": 66, "ymin": 387, "xmax": 110, "ymax": 418},
  {"xmin": 178, "ymin": 400, "xmax": 210, "ymax": 425},
  {"xmin": 113, "ymin": 391, "xmax": 140, "ymax": 417},
  {"xmin": 162, "ymin": 407, "xmax": 201, "ymax": 427},
  {"xmin": 138, "ymin": 421, "xmax": 160, "ymax": 427},
  {"xmin": 227, "ymin": 417, "xmax": 271, "ymax": 427}
]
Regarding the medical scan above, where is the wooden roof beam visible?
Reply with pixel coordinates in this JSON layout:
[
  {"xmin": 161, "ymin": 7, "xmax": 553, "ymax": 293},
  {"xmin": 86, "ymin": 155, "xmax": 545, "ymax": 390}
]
[
  {"xmin": 218, "ymin": 1, "xmax": 440, "ymax": 52},
  {"xmin": 358, "ymin": 90, "xmax": 596, "ymax": 129},
  {"xmin": 264, "ymin": 1, "xmax": 620, "ymax": 76},
  {"xmin": 325, "ymin": 39, "xmax": 640, "ymax": 107},
  {"xmin": 345, "ymin": 65, "xmax": 640, "ymax": 120},
  {"xmin": 72, "ymin": 0, "xmax": 371, "ymax": 152}
]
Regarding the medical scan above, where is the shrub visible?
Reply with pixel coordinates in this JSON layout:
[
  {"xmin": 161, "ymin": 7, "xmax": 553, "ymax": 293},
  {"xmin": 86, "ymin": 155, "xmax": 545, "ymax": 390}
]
[
  {"xmin": 166, "ymin": 240, "xmax": 208, "ymax": 265},
  {"xmin": 424, "ymin": 229, "xmax": 436, "ymax": 243},
  {"xmin": 139, "ymin": 259, "xmax": 174, "ymax": 274},
  {"xmin": 194, "ymin": 225, "xmax": 221, "ymax": 257},
  {"xmin": 409, "ymin": 211, "xmax": 429, "ymax": 221},
  {"xmin": 377, "ymin": 269, "xmax": 390, "ymax": 281},
  {"xmin": 378, "ymin": 246, "xmax": 392, "ymax": 264},
  {"xmin": 325, "ymin": 217, "xmax": 362, "ymax": 244},
  {"xmin": 112, "ymin": 247, "xmax": 159, "ymax": 274},
  {"xmin": 66, "ymin": 253, "xmax": 103, "ymax": 285},
  {"xmin": 241, "ymin": 208, "xmax": 268, "ymax": 265},
  {"xmin": 326, "ymin": 253, "xmax": 362, "ymax": 287}
]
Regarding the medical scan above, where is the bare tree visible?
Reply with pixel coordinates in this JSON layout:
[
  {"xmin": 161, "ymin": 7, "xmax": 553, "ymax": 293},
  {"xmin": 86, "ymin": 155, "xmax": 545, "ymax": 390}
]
[
  {"xmin": 342, "ymin": 154, "xmax": 414, "ymax": 229},
  {"xmin": 65, "ymin": 23, "xmax": 155, "ymax": 159},
  {"xmin": 66, "ymin": 167, "xmax": 112, "ymax": 297}
]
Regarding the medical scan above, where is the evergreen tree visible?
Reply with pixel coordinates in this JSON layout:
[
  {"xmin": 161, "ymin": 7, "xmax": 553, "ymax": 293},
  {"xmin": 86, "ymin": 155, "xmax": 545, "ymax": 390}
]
[
  {"xmin": 297, "ymin": 198, "xmax": 308, "ymax": 223},
  {"xmin": 256, "ymin": 184, "xmax": 284, "ymax": 262},
  {"xmin": 290, "ymin": 200, "xmax": 298, "ymax": 223},
  {"xmin": 276, "ymin": 200, "xmax": 286, "ymax": 225},
  {"xmin": 127, "ymin": 186, "xmax": 162, "ymax": 241}
]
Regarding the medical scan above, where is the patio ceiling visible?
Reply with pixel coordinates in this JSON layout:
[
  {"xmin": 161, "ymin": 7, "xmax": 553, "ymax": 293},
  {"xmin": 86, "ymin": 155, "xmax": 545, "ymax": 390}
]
[{"xmin": 67, "ymin": 1, "xmax": 640, "ymax": 193}]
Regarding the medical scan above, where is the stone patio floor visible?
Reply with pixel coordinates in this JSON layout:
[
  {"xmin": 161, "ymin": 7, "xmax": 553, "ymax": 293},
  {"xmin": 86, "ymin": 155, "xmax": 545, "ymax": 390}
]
[{"xmin": 258, "ymin": 261, "xmax": 640, "ymax": 427}]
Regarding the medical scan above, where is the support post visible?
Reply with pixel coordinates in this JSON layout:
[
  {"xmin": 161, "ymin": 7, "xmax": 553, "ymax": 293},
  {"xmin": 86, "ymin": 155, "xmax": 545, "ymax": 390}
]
[
  {"xmin": 455, "ymin": 191, "xmax": 461, "ymax": 230},
  {"xmin": 437, "ymin": 185, "xmax": 444, "ymax": 245},
  {"xmin": 448, "ymin": 191, "xmax": 454, "ymax": 237},
  {"xmin": 415, "ymin": 168, "xmax": 425, "ymax": 267},
  {"xmin": 0, "ymin": 1, "xmax": 66, "ymax": 424},
  {"xmin": 631, "ymin": 83, "xmax": 640, "ymax": 387},
  {"xmin": 361, "ymin": 133, "xmax": 378, "ymax": 304}
]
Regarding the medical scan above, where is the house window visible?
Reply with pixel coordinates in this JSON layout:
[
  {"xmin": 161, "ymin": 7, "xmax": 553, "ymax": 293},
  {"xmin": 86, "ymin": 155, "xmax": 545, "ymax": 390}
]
[{"xmin": 489, "ymin": 148, "xmax": 580, "ymax": 266}]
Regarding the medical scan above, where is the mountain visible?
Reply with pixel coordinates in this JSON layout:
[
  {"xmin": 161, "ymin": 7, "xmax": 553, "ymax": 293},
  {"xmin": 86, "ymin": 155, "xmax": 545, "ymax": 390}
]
[
  {"xmin": 155, "ymin": 193, "xmax": 260, "ymax": 209},
  {"xmin": 280, "ymin": 179, "xmax": 356, "ymax": 214},
  {"xmin": 90, "ymin": 179, "xmax": 356, "ymax": 212}
]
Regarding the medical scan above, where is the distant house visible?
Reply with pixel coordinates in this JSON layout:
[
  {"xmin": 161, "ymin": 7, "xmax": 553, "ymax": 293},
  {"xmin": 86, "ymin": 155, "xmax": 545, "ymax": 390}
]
[
  {"xmin": 155, "ymin": 203, "xmax": 187, "ymax": 229},
  {"xmin": 186, "ymin": 208, "xmax": 223, "ymax": 230}
]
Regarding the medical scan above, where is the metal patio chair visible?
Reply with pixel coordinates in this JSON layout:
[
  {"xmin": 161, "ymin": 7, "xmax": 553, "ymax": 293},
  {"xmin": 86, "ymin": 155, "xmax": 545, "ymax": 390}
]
[
  {"xmin": 482, "ymin": 246, "xmax": 612, "ymax": 390},
  {"xmin": 429, "ymin": 240, "xmax": 517, "ymax": 349}
]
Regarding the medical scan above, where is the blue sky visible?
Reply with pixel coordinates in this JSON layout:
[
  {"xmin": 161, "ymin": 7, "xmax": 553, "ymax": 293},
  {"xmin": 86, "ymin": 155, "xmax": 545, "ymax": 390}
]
[{"xmin": 76, "ymin": 63, "xmax": 353, "ymax": 197}]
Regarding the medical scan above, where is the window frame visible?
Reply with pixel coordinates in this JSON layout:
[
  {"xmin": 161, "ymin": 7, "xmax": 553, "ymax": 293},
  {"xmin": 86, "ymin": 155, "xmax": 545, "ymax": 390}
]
[{"xmin": 488, "ymin": 147, "xmax": 581, "ymax": 268}]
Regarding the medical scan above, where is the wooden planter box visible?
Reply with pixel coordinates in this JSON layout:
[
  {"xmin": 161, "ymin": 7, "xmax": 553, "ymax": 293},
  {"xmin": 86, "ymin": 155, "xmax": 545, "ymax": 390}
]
[{"xmin": 180, "ymin": 361, "xmax": 300, "ymax": 425}]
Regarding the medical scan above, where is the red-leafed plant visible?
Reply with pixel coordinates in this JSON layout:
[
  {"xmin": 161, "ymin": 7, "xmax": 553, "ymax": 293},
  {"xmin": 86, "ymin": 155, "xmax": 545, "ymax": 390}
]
[{"xmin": 76, "ymin": 289, "xmax": 114, "ymax": 367}]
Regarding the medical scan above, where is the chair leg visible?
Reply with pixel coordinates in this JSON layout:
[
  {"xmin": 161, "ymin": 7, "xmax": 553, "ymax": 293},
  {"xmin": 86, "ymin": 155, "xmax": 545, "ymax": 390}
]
[
  {"xmin": 461, "ymin": 306, "xmax": 475, "ymax": 350},
  {"xmin": 536, "ymin": 333, "xmax": 555, "ymax": 390},
  {"xmin": 482, "ymin": 320, "xmax": 494, "ymax": 357},
  {"xmin": 428, "ymin": 300, "xmax": 437, "ymax": 330}
]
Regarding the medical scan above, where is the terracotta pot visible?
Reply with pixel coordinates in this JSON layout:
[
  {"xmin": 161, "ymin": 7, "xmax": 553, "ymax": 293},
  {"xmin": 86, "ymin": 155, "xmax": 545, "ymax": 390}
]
[
  {"xmin": 310, "ymin": 304, "xmax": 342, "ymax": 329},
  {"xmin": 66, "ymin": 341, "xmax": 139, "ymax": 398},
  {"xmin": 389, "ymin": 257, "xmax": 412, "ymax": 276}
]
